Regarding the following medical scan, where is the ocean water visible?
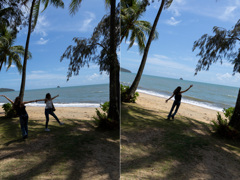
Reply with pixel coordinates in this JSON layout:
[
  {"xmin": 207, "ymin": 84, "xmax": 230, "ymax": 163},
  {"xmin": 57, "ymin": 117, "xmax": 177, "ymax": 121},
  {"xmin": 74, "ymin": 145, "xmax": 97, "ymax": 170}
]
[
  {"xmin": 0, "ymin": 84, "xmax": 109, "ymax": 107},
  {"xmin": 1, "ymin": 73, "xmax": 238, "ymax": 110},
  {"xmin": 121, "ymin": 72, "xmax": 239, "ymax": 111}
]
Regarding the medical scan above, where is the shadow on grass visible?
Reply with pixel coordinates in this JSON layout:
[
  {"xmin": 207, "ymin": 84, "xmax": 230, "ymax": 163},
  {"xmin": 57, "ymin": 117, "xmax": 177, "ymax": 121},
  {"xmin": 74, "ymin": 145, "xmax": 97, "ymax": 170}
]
[
  {"xmin": 121, "ymin": 103, "xmax": 240, "ymax": 179},
  {"xmin": 0, "ymin": 116, "xmax": 119, "ymax": 180}
]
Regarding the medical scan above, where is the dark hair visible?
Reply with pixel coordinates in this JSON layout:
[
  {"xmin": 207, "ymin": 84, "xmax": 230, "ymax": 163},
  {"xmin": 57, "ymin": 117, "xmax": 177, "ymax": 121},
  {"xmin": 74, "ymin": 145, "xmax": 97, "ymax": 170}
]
[
  {"xmin": 45, "ymin": 93, "xmax": 51, "ymax": 103},
  {"xmin": 173, "ymin": 86, "xmax": 181, "ymax": 95},
  {"xmin": 13, "ymin": 96, "xmax": 21, "ymax": 110}
]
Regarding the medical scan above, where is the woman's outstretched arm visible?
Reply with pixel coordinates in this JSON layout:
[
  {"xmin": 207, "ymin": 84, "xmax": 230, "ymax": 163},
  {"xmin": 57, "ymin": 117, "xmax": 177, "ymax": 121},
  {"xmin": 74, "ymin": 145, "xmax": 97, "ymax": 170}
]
[
  {"xmin": 23, "ymin": 100, "xmax": 38, "ymax": 104},
  {"xmin": 166, "ymin": 94, "xmax": 174, "ymax": 103},
  {"xmin": 51, "ymin": 94, "xmax": 59, "ymax": 100},
  {"xmin": 0, "ymin": 95, "xmax": 14, "ymax": 104},
  {"xmin": 180, "ymin": 85, "xmax": 193, "ymax": 94},
  {"xmin": 35, "ymin": 98, "xmax": 45, "ymax": 102}
]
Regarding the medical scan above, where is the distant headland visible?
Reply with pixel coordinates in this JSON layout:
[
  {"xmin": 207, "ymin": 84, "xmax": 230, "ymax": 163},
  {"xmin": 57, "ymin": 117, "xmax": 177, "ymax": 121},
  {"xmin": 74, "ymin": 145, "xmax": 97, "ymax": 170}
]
[
  {"xmin": 0, "ymin": 88, "xmax": 15, "ymax": 92},
  {"xmin": 120, "ymin": 67, "xmax": 131, "ymax": 73}
]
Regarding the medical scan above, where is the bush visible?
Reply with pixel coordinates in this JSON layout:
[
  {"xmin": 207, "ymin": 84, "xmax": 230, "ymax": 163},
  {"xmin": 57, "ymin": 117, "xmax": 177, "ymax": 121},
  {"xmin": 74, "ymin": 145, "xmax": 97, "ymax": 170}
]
[
  {"xmin": 93, "ymin": 102, "xmax": 117, "ymax": 130},
  {"xmin": 121, "ymin": 84, "xmax": 139, "ymax": 103},
  {"xmin": 2, "ymin": 103, "xmax": 17, "ymax": 118},
  {"xmin": 211, "ymin": 108, "xmax": 239, "ymax": 139},
  {"xmin": 223, "ymin": 107, "xmax": 234, "ymax": 121}
]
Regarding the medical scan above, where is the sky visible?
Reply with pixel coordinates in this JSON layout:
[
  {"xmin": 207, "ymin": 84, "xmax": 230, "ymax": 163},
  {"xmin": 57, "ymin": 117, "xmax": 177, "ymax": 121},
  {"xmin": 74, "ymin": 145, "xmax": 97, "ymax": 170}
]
[
  {"xmin": 121, "ymin": 0, "xmax": 240, "ymax": 88},
  {"xmin": 1, "ymin": 0, "xmax": 240, "ymax": 90}
]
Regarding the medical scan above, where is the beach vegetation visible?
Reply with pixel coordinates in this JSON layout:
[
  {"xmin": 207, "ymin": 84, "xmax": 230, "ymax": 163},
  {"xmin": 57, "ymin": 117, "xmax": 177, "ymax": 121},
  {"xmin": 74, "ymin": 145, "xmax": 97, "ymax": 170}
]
[
  {"xmin": 18, "ymin": 0, "xmax": 64, "ymax": 102},
  {"xmin": 121, "ymin": 84, "xmax": 139, "ymax": 103},
  {"xmin": 61, "ymin": 0, "xmax": 120, "ymax": 124},
  {"xmin": 193, "ymin": 18, "xmax": 240, "ymax": 131},
  {"xmin": 93, "ymin": 101, "xmax": 118, "ymax": 129},
  {"xmin": 211, "ymin": 112, "xmax": 239, "ymax": 139},
  {"xmin": 2, "ymin": 103, "xmax": 16, "ymax": 118},
  {"xmin": 223, "ymin": 107, "xmax": 234, "ymax": 121},
  {"xmin": 123, "ymin": 0, "xmax": 173, "ymax": 102}
]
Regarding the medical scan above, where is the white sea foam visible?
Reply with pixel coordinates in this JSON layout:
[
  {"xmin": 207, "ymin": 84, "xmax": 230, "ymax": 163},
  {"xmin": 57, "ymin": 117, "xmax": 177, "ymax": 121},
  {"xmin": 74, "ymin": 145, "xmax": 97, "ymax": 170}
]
[
  {"xmin": 137, "ymin": 89, "xmax": 223, "ymax": 111},
  {"xmin": 0, "ymin": 103, "xmax": 100, "ymax": 108}
]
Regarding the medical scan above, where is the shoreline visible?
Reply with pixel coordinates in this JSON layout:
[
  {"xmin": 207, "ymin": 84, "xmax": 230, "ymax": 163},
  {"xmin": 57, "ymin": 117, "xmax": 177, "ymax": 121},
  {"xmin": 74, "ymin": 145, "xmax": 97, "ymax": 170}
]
[
  {"xmin": 0, "ymin": 92, "xmax": 224, "ymax": 123},
  {"xmin": 137, "ymin": 89, "xmax": 223, "ymax": 111},
  {"xmin": 0, "ymin": 106, "xmax": 97, "ymax": 120},
  {"xmin": 136, "ymin": 92, "xmax": 223, "ymax": 124}
]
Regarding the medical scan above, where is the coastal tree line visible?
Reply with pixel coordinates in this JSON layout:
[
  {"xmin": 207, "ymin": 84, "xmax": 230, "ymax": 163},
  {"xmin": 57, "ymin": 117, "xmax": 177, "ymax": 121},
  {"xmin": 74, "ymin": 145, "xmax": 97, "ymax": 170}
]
[{"xmin": 1, "ymin": 0, "xmax": 240, "ymax": 132}]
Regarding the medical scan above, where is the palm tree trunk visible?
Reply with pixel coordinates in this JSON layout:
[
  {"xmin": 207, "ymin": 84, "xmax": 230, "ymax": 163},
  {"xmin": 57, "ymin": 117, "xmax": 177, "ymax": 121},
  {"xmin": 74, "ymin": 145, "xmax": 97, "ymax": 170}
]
[
  {"xmin": 108, "ymin": 0, "xmax": 120, "ymax": 125},
  {"xmin": 127, "ymin": 0, "xmax": 165, "ymax": 99},
  {"xmin": 0, "ymin": 61, "xmax": 3, "ymax": 71},
  {"xmin": 19, "ymin": 0, "xmax": 36, "ymax": 102},
  {"xmin": 229, "ymin": 88, "xmax": 240, "ymax": 131}
]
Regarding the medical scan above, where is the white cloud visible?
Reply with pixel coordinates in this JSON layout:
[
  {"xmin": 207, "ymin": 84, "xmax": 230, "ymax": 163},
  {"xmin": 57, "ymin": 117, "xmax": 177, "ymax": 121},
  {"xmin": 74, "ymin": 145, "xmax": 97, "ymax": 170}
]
[
  {"xmin": 34, "ymin": 15, "xmax": 49, "ymax": 37},
  {"xmin": 79, "ymin": 12, "xmax": 96, "ymax": 32},
  {"xmin": 36, "ymin": 37, "xmax": 49, "ymax": 45},
  {"xmin": 167, "ymin": 0, "xmax": 186, "ymax": 17},
  {"xmin": 125, "ymin": 41, "xmax": 138, "ymax": 46},
  {"xmin": 166, "ymin": 17, "xmax": 181, "ymax": 26},
  {"xmin": 31, "ymin": 70, "xmax": 45, "ymax": 74},
  {"xmin": 86, "ymin": 72, "xmax": 108, "ymax": 81},
  {"xmin": 216, "ymin": 73, "xmax": 232, "ymax": 81},
  {"xmin": 219, "ymin": 6, "xmax": 237, "ymax": 21},
  {"xmin": 153, "ymin": 54, "xmax": 170, "ymax": 60},
  {"xmin": 27, "ymin": 71, "xmax": 66, "ymax": 80},
  {"xmin": 5, "ymin": 65, "xmax": 16, "ymax": 68},
  {"xmin": 147, "ymin": 54, "xmax": 194, "ymax": 73}
]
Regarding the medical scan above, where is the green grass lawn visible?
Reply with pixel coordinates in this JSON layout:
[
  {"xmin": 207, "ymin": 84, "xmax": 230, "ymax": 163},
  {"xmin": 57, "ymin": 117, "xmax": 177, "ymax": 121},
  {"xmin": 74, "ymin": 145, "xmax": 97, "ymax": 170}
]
[
  {"xmin": 121, "ymin": 103, "xmax": 240, "ymax": 180},
  {"xmin": 0, "ymin": 116, "xmax": 119, "ymax": 180}
]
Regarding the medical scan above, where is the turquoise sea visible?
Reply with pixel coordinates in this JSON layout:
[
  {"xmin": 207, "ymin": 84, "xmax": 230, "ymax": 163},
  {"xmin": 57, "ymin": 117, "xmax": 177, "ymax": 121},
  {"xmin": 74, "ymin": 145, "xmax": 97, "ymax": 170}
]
[
  {"xmin": 121, "ymin": 72, "xmax": 239, "ymax": 111},
  {"xmin": 0, "ymin": 84, "xmax": 109, "ymax": 107},
  {"xmin": 1, "ymin": 72, "xmax": 238, "ymax": 110}
]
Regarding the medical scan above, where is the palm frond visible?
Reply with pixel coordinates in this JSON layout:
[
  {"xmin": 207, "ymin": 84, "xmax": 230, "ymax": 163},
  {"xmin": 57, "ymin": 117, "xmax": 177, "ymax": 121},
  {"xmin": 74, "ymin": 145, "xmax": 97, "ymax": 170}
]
[
  {"xmin": 32, "ymin": 0, "xmax": 41, "ymax": 30},
  {"xmin": 69, "ymin": 0, "xmax": 83, "ymax": 15}
]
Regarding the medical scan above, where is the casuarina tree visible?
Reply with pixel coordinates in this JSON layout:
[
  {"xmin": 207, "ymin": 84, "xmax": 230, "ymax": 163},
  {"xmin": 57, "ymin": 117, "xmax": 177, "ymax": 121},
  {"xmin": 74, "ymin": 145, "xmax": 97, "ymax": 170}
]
[
  {"xmin": 61, "ymin": 0, "xmax": 120, "ymax": 125},
  {"xmin": 193, "ymin": 19, "xmax": 240, "ymax": 131}
]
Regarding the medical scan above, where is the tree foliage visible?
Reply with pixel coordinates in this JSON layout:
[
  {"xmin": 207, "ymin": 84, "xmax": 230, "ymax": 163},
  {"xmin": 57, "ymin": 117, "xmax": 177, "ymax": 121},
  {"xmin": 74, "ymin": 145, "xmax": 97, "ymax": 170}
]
[
  {"xmin": 0, "ymin": 22, "xmax": 31, "ymax": 72},
  {"xmin": 60, "ymin": 6, "xmax": 120, "ymax": 80},
  {"xmin": 121, "ymin": 0, "xmax": 158, "ymax": 54},
  {"xmin": 193, "ymin": 19, "xmax": 240, "ymax": 75},
  {"xmin": 0, "ymin": 0, "xmax": 27, "ymax": 34},
  {"xmin": 193, "ymin": 19, "xmax": 240, "ymax": 132}
]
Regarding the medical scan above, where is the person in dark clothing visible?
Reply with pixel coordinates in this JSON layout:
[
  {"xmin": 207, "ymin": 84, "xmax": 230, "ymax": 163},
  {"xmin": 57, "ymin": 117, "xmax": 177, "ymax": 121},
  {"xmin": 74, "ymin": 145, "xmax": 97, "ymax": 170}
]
[
  {"xmin": 165, "ymin": 85, "xmax": 193, "ymax": 120},
  {"xmin": 0, "ymin": 95, "xmax": 37, "ymax": 139}
]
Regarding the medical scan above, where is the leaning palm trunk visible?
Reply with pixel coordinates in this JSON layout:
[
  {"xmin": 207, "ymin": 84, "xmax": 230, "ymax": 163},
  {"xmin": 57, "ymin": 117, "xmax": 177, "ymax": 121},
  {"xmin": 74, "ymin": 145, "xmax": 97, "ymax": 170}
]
[
  {"xmin": 126, "ymin": 0, "xmax": 165, "ymax": 100},
  {"xmin": 229, "ymin": 89, "xmax": 240, "ymax": 131},
  {"xmin": 108, "ymin": 0, "xmax": 120, "ymax": 124},
  {"xmin": 19, "ymin": 0, "xmax": 36, "ymax": 102}
]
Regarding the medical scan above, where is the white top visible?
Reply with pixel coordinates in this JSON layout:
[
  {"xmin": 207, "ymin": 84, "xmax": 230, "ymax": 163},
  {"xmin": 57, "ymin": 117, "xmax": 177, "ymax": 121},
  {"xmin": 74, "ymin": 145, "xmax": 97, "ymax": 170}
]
[{"xmin": 45, "ymin": 100, "xmax": 53, "ymax": 109}]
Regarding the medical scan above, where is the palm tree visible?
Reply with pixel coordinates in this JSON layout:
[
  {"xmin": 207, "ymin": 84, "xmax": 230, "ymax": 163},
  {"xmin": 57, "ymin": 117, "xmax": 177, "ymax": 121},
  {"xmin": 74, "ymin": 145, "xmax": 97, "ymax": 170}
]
[
  {"xmin": 0, "ymin": 24, "xmax": 31, "ymax": 73},
  {"xmin": 125, "ymin": 0, "xmax": 173, "ymax": 101},
  {"xmin": 19, "ymin": 0, "xmax": 64, "ymax": 101},
  {"xmin": 121, "ymin": 0, "xmax": 158, "ymax": 54}
]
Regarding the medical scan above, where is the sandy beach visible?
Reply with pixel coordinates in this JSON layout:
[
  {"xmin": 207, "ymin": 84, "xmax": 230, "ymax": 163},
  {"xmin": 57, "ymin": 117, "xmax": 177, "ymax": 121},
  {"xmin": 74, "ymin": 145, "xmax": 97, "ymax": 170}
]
[
  {"xmin": 136, "ymin": 92, "xmax": 224, "ymax": 124},
  {"xmin": 0, "ymin": 92, "xmax": 223, "ymax": 123},
  {"xmin": 0, "ymin": 106, "xmax": 97, "ymax": 121}
]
